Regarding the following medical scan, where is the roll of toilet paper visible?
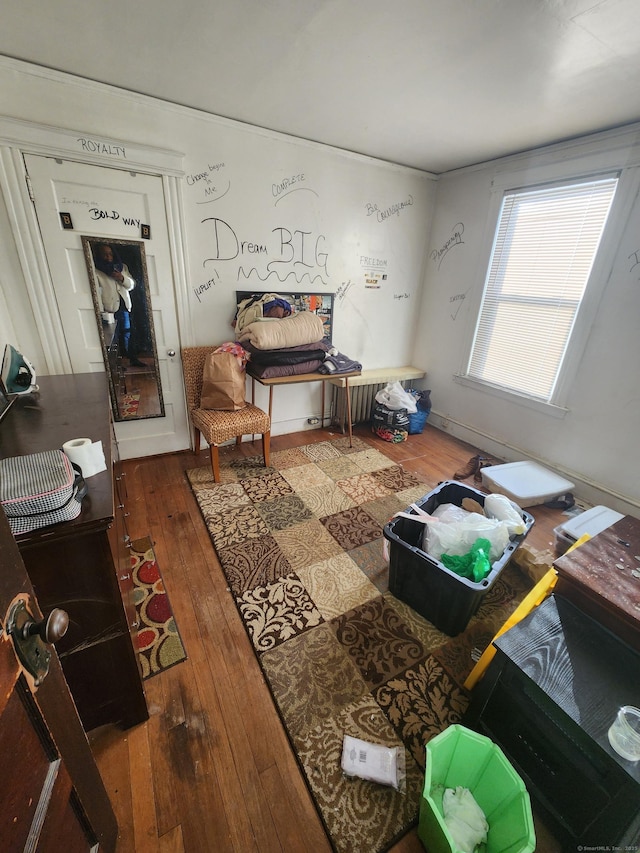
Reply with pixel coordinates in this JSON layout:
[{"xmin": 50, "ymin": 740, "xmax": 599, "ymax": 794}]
[{"xmin": 62, "ymin": 438, "xmax": 107, "ymax": 478}]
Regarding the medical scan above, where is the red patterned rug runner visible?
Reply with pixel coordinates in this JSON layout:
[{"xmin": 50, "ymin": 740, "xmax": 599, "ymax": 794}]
[{"xmin": 129, "ymin": 536, "xmax": 187, "ymax": 679}]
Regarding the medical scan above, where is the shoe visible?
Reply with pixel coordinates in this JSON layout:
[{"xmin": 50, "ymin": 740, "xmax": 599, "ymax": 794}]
[
  {"xmin": 129, "ymin": 358, "xmax": 146, "ymax": 367},
  {"xmin": 453, "ymin": 454, "xmax": 483, "ymax": 480},
  {"xmin": 543, "ymin": 493, "xmax": 575, "ymax": 510},
  {"xmin": 474, "ymin": 458, "xmax": 494, "ymax": 483}
]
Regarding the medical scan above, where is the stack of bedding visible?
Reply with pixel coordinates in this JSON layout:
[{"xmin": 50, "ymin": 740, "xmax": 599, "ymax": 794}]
[{"xmin": 236, "ymin": 310, "xmax": 330, "ymax": 379}]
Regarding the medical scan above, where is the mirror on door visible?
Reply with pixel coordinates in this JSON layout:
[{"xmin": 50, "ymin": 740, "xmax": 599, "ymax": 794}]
[{"xmin": 81, "ymin": 236, "xmax": 165, "ymax": 421}]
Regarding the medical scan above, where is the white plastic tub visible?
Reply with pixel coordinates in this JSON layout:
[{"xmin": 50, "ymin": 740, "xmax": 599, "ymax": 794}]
[
  {"xmin": 554, "ymin": 504, "xmax": 624, "ymax": 555},
  {"xmin": 481, "ymin": 461, "xmax": 574, "ymax": 508}
]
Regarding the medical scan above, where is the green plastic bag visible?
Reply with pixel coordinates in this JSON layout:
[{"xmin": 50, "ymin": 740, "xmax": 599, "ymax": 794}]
[{"xmin": 441, "ymin": 537, "xmax": 492, "ymax": 582}]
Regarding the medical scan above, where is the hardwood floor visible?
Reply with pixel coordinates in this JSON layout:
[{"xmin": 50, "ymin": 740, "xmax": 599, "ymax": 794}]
[{"xmin": 89, "ymin": 423, "xmax": 566, "ymax": 852}]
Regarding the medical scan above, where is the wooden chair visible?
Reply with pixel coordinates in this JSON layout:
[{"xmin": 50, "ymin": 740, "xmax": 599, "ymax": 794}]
[{"xmin": 181, "ymin": 346, "xmax": 271, "ymax": 482}]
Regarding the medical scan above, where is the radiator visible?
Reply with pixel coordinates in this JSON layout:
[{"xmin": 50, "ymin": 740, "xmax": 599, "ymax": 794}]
[{"xmin": 330, "ymin": 378, "xmax": 413, "ymax": 430}]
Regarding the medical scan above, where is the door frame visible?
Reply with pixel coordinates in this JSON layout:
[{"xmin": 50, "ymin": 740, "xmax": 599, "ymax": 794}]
[{"xmin": 0, "ymin": 115, "xmax": 193, "ymax": 377}]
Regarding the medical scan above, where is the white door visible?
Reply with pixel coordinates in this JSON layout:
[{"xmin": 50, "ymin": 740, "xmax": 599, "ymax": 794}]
[{"xmin": 23, "ymin": 154, "xmax": 189, "ymax": 457}]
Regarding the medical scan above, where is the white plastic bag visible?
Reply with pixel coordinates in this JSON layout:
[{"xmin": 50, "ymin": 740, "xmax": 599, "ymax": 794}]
[
  {"xmin": 382, "ymin": 504, "xmax": 434, "ymax": 562},
  {"xmin": 425, "ymin": 513, "xmax": 510, "ymax": 563},
  {"xmin": 375, "ymin": 381, "xmax": 417, "ymax": 413},
  {"xmin": 443, "ymin": 787, "xmax": 488, "ymax": 853},
  {"xmin": 431, "ymin": 503, "xmax": 471, "ymax": 524},
  {"xmin": 483, "ymin": 493, "xmax": 526, "ymax": 536}
]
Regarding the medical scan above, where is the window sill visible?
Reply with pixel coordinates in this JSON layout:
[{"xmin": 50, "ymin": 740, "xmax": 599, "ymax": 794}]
[{"xmin": 453, "ymin": 374, "xmax": 569, "ymax": 419}]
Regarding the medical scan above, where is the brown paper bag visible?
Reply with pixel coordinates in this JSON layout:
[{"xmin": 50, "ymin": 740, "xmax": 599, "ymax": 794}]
[{"xmin": 200, "ymin": 352, "xmax": 247, "ymax": 410}]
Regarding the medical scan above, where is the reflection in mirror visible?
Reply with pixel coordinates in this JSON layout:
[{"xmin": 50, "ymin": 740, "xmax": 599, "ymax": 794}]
[{"xmin": 81, "ymin": 236, "xmax": 165, "ymax": 421}]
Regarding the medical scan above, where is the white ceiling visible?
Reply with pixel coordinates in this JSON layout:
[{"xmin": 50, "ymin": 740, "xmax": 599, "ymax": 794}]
[{"xmin": 2, "ymin": 0, "xmax": 640, "ymax": 173}]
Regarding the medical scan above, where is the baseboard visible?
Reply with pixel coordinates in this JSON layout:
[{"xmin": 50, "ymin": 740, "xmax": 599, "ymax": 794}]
[{"xmin": 429, "ymin": 411, "xmax": 639, "ymax": 516}]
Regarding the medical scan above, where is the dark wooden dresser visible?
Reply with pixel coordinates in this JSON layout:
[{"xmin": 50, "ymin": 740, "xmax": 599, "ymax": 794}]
[
  {"xmin": 465, "ymin": 594, "xmax": 640, "ymax": 848},
  {"xmin": 0, "ymin": 373, "xmax": 148, "ymax": 731}
]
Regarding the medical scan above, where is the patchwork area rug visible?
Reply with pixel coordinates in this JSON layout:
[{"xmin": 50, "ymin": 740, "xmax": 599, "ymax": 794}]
[
  {"xmin": 129, "ymin": 536, "xmax": 188, "ymax": 679},
  {"xmin": 187, "ymin": 438, "xmax": 532, "ymax": 853}
]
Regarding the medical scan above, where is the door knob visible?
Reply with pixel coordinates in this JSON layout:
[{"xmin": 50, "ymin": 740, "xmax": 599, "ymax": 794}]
[
  {"xmin": 21, "ymin": 608, "xmax": 69, "ymax": 644},
  {"xmin": 167, "ymin": 349, "xmax": 176, "ymax": 357},
  {"xmin": 6, "ymin": 598, "xmax": 70, "ymax": 686}
]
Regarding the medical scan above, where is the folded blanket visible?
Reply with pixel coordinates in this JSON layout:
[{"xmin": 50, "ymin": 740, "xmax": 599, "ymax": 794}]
[
  {"xmin": 242, "ymin": 338, "xmax": 331, "ymax": 360},
  {"xmin": 247, "ymin": 358, "xmax": 324, "ymax": 379},
  {"xmin": 237, "ymin": 312, "xmax": 325, "ymax": 350},
  {"xmin": 245, "ymin": 341, "xmax": 331, "ymax": 366},
  {"xmin": 317, "ymin": 351, "xmax": 362, "ymax": 374}
]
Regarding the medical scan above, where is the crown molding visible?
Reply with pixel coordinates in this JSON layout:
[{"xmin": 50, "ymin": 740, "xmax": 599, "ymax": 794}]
[{"xmin": 0, "ymin": 115, "xmax": 184, "ymax": 176}]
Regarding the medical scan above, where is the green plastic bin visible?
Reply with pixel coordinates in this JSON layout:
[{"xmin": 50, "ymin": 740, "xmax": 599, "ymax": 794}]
[{"xmin": 418, "ymin": 725, "xmax": 535, "ymax": 853}]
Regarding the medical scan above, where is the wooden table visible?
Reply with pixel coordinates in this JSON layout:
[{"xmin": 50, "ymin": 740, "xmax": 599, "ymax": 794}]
[
  {"xmin": 554, "ymin": 514, "xmax": 640, "ymax": 652},
  {"xmin": 248, "ymin": 367, "xmax": 361, "ymax": 447}
]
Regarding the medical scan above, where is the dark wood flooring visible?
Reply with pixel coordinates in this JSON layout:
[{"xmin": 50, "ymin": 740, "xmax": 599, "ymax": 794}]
[{"xmin": 89, "ymin": 423, "xmax": 566, "ymax": 852}]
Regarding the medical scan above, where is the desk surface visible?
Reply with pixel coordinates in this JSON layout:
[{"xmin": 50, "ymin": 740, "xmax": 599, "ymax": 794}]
[
  {"xmin": 327, "ymin": 366, "xmax": 425, "ymax": 388},
  {"xmin": 554, "ymin": 515, "xmax": 640, "ymax": 642},
  {"xmin": 248, "ymin": 368, "xmax": 361, "ymax": 387},
  {"xmin": 0, "ymin": 374, "xmax": 114, "ymax": 541}
]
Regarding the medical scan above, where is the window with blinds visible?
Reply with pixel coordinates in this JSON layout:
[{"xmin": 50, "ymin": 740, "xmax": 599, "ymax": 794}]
[{"xmin": 467, "ymin": 176, "xmax": 618, "ymax": 401}]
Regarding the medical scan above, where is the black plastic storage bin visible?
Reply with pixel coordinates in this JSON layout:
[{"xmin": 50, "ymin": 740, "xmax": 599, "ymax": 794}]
[{"xmin": 383, "ymin": 480, "xmax": 534, "ymax": 636}]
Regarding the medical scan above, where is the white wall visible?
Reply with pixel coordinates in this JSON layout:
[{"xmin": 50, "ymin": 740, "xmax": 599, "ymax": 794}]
[
  {"xmin": 0, "ymin": 58, "xmax": 436, "ymax": 434},
  {"xmin": 0, "ymin": 184, "xmax": 46, "ymax": 370},
  {"xmin": 415, "ymin": 127, "xmax": 640, "ymax": 513}
]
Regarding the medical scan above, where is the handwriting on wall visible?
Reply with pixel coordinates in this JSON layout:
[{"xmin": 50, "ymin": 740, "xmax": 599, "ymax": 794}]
[
  {"xmin": 431, "ymin": 222, "xmax": 465, "ymax": 269},
  {"xmin": 449, "ymin": 288, "xmax": 470, "ymax": 320},
  {"xmin": 185, "ymin": 162, "xmax": 230, "ymax": 204},
  {"xmin": 76, "ymin": 138, "xmax": 126, "ymax": 158},
  {"xmin": 366, "ymin": 195, "xmax": 414, "ymax": 223},
  {"xmin": 336, "ymin": 280, "xmax": 355, "ymax": 301},
  {"xmin": 200, "ymin": 217, "xmax": 330, "ymax": 288},
  {"xmin": 360, "ymin": 255, "xmax": 387, "ymax": 270},
  {"xmin": 628, "ymin": 249, "xmax": 640, "ymax": 281},
  {"xmin": 272, "ymin": 173, "xmax": 319, "ymax": 205},
  {"xmin": 88, "ymin": 208, "xmax": 143, "ymax": 227},
  {"xmin": 60, "ymin": 196, "xmax": 99, "ymax": 208},
  {"xmin": 194, "ymin": 270, "xmax": 220, "ymax": 303}
]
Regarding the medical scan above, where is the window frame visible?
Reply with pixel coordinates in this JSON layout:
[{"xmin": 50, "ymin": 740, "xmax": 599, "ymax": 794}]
[{"xmin": 456, "ymin": 167, "xmax": 627, "ymax": 415}]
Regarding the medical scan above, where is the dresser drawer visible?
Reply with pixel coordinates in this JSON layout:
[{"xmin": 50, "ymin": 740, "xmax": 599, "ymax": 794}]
[{"xmin": 478, "ymin": 663, "xmax": 625, "ymax": 836}]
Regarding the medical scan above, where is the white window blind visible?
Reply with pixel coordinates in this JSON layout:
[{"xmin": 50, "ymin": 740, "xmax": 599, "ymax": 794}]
[{"xmin": 467, "ymin": 176, "xmax": 618, "ymax": 401}]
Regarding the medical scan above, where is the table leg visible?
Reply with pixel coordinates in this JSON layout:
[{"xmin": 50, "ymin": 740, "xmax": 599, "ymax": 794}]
[
  {"xmin": 251, "ymin": 377, "xmax": 256, "ymax": 441},
  {"xmin": 345, "ymin": 378, "xmax": 353, "ymax": 448},
  {"xmin": 321, "ymin": 382, "xmax": 326, "ymax": 426}
]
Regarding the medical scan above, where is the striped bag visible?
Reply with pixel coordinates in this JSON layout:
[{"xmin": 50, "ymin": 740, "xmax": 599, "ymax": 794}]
[{"xmin": 0, "ymin": 449, "xmax": 87, "ymax": 535}]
